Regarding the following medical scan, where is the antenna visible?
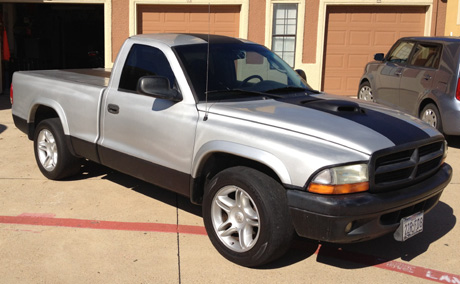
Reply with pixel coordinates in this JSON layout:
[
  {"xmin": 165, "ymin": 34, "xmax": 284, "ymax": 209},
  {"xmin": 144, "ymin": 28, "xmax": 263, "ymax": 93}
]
[{"xmin": 203, "ymin": 2, "xmax": 211, "ymax": 121}]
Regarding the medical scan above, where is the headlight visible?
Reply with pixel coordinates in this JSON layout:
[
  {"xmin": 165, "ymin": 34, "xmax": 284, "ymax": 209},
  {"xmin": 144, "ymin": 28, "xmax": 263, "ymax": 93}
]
[{"xmin": 307, "ymin": 164, "xmax": 369, "ymax": 194}]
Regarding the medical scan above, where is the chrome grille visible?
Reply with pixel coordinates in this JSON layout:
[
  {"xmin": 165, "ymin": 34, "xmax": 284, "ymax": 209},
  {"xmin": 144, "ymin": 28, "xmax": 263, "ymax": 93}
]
[{"xmin": 370, "ymin": 140, "xmax": 445, "ymax": 192}]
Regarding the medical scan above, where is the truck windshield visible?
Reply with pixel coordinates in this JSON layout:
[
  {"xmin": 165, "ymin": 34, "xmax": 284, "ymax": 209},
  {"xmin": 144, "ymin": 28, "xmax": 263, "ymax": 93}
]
[{"xmin": 174, "ymin": 43, "xmax": 311, "ymax": 101}]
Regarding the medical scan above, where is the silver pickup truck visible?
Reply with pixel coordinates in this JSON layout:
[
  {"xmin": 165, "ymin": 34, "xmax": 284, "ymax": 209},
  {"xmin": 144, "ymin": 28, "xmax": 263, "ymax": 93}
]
[{"xmin": 11, "ymin": 34, "xmax": 452, "ymax": 267}]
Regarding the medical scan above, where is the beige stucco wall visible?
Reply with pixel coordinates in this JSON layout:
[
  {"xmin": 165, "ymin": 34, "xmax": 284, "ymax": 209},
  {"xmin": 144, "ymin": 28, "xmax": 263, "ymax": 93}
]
[
  {"xmin": 445, "ymin": 0, "xmax": 460, "ymax": 36},
  {"xmin": 248, "ymin": 0, "xmax": 266, "ymax": 45},
  {"xmin": 111, "ymin": 0, "xmax": 130, "ymax": 63}
]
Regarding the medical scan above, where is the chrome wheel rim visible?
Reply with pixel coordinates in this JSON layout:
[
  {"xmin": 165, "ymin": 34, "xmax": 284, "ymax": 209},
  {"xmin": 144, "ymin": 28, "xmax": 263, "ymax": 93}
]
[
  {"xmin": 211, "ymin": 185, "xmax": 260, "ymax": 252},
  {"xmin": 421, "ymin": 109, "xmax": 437, "ymax": 128},
  {"xmin": 359, "ymin": 86, "xmax": 374, "ymax": 101},
  {"xmin": 37, "ymin": 129, "xmax": 58, "ymax": 172}
]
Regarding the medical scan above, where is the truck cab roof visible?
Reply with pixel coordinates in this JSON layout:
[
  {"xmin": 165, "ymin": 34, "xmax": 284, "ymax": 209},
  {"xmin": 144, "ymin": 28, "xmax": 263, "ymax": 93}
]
[{"xmin": 128, "ymin": 33, "xmax": 253, "ymax": 47}]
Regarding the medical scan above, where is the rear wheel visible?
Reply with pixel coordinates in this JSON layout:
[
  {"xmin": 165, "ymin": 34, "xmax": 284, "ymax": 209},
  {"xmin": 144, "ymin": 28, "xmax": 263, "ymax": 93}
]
[
  {"xmin": 34, "ymin": 118, "xmax": 81, "ymax": 180},
  {"xmin": 420, "ymin": 104, "xmax": 442, "ymax": 132},
  {"xmin": 202, "ymin": 166, "xmax": 294, "ymax": 267}
]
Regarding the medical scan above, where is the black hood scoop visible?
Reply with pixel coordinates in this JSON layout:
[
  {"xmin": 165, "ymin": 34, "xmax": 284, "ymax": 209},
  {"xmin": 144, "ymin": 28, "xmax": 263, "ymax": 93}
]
[
  {"xmin": 305, "ymin": 99, "xmax": 365, "ymax": 114},
  {"xmin": 277, "ymin": 96, "xmax": 365, "ymax": 115}
]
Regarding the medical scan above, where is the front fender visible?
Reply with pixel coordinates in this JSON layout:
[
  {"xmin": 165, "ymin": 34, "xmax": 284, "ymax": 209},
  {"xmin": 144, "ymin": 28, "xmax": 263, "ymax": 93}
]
[{"xmin": 192, "ymin": 140, "xmax": 292, "ymax": 185}]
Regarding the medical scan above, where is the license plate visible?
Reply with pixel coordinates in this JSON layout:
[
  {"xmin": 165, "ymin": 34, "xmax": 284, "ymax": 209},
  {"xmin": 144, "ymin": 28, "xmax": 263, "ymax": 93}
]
[{"xmin": 394, "ymin": 211, "xmax": 424, "ymax": 241}]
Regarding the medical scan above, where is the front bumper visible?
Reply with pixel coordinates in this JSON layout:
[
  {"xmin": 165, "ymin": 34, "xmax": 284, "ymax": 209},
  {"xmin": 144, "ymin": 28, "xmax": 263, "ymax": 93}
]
[{"xmin": 287, "ymin": 163, "xmax": 452, "ymax": 243}]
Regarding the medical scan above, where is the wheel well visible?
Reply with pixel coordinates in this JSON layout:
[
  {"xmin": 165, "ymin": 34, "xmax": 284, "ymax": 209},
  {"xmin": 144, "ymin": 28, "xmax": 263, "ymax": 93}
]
[
  {"xmin": 359, "ymin": 78, "xmax": 369, "ymax": 86},
  {"xmin": 190, "ymin": 152, "xmax": 282, "ymax": 205},
  {"xmin": 418, "ymin": 99, "xmax": 437, "ymax": 117},
  {"xmin": 28, "ymin": 105, "xmax": 59, "ymax": 139}
]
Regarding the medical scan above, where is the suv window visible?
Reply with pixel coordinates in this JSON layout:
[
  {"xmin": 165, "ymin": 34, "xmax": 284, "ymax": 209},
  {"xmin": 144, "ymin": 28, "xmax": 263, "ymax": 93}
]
[
  {"xmin": 119, "ymin": 44, "xmax": 177, "ymax": 92},
  {"xmin": 387, "ymin": 41, "xmax": 414, "ymax": 64},
  {"xmin": 409, "ymin": 43, "xmax": 441, "ymax": 69}
]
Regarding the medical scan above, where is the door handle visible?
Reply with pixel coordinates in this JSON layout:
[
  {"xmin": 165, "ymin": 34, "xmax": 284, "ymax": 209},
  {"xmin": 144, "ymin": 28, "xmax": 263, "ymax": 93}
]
[
  {"xmin": 108, "ymin": 104, "xmax": 119, "ymax": 114},
  {"xmin": 424, "ymin": 75, "xmax": 432, "ymax": 80}
]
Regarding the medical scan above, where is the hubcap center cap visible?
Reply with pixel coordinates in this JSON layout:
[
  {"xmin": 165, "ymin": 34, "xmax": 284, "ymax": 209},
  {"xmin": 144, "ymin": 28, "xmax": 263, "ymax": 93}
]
[{"xmin": 235, "ymin": 212, "xmax": 245, "ymax": 223}]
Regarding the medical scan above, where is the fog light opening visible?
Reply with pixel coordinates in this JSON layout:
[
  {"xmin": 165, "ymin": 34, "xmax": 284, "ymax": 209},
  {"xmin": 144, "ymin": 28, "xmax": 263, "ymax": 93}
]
[{"xmin": 345, "ymin": 222, "xmax": 354, "ymax": 234}]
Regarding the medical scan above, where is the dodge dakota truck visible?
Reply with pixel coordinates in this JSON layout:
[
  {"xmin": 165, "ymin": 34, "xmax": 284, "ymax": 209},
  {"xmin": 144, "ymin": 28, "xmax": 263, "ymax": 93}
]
[{"xmin": 11, "ymin": 34, "xmax": 452, "ymax": 267}]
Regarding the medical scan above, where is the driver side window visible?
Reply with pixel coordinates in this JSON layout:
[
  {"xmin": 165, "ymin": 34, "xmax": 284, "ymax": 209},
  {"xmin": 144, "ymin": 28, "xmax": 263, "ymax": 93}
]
[
  {"xmin": 119, "ymin": 44, "xmax": 177, "ymax": 92},
  {"xmin": 388, "ymin": 41, "xmax": 414, "ymax": 64}
]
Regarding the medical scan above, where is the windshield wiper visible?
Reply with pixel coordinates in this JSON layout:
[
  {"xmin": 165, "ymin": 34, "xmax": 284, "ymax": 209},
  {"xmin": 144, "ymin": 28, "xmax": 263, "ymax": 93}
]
[
  {"xmin": 265, "ymin": 86, "xmax": 320, "ymax": 94},
  {"xmin": 264, "ymin": 86, "xmax": 307, "ymax": 93}
]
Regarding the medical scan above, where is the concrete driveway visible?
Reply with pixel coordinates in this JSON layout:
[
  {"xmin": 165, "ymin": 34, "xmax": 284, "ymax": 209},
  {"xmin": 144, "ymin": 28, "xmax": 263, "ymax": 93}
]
[{"xmin": 0, "ymin": 93, "xmax": 459, "ymax": 283}]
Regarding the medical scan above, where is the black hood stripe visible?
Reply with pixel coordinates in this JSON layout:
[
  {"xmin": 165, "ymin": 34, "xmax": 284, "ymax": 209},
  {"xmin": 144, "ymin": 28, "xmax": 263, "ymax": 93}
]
[{"xmin": 277, "ymin": 97, "xmax": 430, "ymax": 146}]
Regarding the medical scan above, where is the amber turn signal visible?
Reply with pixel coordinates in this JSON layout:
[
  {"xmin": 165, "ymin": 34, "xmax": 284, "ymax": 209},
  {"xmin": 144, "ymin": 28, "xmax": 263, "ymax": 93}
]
[{"xmin": 308, "ymin": 181, "xmax": 369, "ymax": 195}]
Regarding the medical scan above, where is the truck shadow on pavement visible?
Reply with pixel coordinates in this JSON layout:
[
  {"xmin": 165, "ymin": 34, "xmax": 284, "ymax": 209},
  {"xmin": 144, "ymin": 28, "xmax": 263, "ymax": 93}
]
[
  {"xmin": 70, "ymin": 160, "xmax": 456, "ymax": 270},
  {"xmin": 73, "ymin": 160, "xmax": 202, "ymax": 216},
  {"xmin": 0, "ymin": 124, "xmax": 7, "ymax": 134},
  {"xmin": 447, "ymin": 135, "xmax": 460, "ymax": 149}
]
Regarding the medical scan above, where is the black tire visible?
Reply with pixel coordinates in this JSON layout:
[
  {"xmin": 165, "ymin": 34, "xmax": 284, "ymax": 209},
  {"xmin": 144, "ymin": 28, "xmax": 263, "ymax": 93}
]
[
  {"xmin": 420, "ymin": 103, "xmax": 443, "ymax": 132},
  {"xmin": 33, "ymin": 118, "xmax": 81, "ymax": 180},
  {"xmin": 202, "ymin": 166, "xmax": 294, "ymax": 267},
  {"xmin": 358, "ymin": 81, "xmax": 374, "ymax": 102}
]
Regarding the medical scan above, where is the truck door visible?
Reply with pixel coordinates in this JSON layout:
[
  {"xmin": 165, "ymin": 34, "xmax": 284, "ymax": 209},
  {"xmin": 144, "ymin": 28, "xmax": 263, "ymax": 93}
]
[{"xmin": 98, "ymin": 43, "xmax": 199, "ymax": 196}]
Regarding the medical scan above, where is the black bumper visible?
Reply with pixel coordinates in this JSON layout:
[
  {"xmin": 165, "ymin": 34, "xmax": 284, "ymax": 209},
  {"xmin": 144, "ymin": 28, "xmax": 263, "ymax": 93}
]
[{"xmin": 287, "ymin": 163, "xmax": 452, "ymax": 243}]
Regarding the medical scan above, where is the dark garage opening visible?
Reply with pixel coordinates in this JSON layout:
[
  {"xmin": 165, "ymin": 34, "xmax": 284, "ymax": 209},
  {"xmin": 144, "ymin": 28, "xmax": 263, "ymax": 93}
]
[{"xmin": 4, "ymin": 3, "xmax": 104, "ymax": 73}]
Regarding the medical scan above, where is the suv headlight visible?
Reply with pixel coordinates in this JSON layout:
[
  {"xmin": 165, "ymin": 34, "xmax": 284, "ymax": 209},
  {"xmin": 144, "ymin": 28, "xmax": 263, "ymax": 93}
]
[{"xmin": 307, "ymin": 164, "xmax": 369, "ymax": 194}]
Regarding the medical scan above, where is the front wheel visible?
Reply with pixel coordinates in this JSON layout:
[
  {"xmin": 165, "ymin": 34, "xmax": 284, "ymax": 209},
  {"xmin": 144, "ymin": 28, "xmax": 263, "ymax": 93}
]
[
  {"xmin": 358, "ymin": 81, "xmax": 374, "ymax": 102},
  {"xmin": 34, "ymin": 118, "xmax": 81, "ymax": 180},
  {"xmin": 202, "ymin": 166, "xmax": 294, "ymax": 267}
]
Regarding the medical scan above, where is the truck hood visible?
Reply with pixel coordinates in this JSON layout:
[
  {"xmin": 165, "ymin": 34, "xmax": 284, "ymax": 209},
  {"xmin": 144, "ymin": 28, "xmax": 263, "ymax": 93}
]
[{"xmin": 200, "ymin": 94, "xmax": 441, "ymax": 155}]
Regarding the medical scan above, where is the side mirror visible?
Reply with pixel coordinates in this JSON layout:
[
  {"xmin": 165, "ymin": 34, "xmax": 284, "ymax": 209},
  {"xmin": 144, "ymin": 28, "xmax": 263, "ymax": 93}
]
[
  {"xmin": 137, "ymin": 76, "xmax": 182, "ymax": 102},
  {"xmin": 374, "ymin": 53, "xmax": 385, "ymax": 61},
  {"xmin": 295, "ymin": 69, "xmax": 307, "ymax": 81}
]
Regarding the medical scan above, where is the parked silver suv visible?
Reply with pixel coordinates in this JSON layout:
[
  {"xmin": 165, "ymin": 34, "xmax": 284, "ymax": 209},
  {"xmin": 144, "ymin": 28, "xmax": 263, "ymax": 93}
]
[{"xmin": 358, "ymin": 37, "xmax": 460, "ymax": 136}]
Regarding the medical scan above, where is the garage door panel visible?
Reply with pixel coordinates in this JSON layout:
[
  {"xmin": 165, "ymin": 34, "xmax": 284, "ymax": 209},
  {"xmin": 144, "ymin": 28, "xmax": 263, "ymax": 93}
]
[
  {"xmin": 348, "ymin": 54, "xmax": 369, "ymax": 68},
  {"xmin": 327, "ymin": 31, "xmax": 346, "ymax": 45},
  {"xmin": 326, "ymin": 54, "xmax": 345, "ymax": 69},
  {"xmin": 351, "ymin": 13, "xmax": 372, "ymax": 22},
  {"xmin": 376, "ymin": 13, "xmax": 398, "ymax": 23},
  {"xmin": 350, "ymin": 31, "xmax": 372, "ymax": 45},
  {"xmin": 329, "ymin": 12, "xmax": 347, "ymax": 23},
  {"xmin": 165, "ymin": 13, "xmax": 187, "ymax": 22},
  {"xmin": 374, "ymin": 31, "xmax": 398, "ymax": 45},
  {"xmin": 138, "ymin": 5, "xmax": 240, "ymax": 38},
  {"xmin": 323, "ymin": 5, "xmax": 425, "ymax": 95}
]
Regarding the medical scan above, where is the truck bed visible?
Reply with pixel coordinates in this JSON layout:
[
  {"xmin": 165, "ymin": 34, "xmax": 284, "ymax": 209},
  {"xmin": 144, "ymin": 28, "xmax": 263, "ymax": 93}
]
[
  {"xmin": 22, "ymin": 68, "xmax": 111, "ymax": 87},
  {"xmin": 11, "ymin": 68, "xmax": 112, "ymax": 147}
]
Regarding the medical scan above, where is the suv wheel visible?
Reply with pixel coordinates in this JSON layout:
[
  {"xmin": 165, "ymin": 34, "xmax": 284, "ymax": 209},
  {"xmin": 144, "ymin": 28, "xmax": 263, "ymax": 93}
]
[
  {"xmin": 420, "ymin": 104, "xmax": 442, "ymax": 132},
  {"xmin": 358, "ymin": 81, "xmax": 374, "ymax": 102},
  {"xmin": 202, "ymin": 166, "xmax": 294, "ymax": 267}
]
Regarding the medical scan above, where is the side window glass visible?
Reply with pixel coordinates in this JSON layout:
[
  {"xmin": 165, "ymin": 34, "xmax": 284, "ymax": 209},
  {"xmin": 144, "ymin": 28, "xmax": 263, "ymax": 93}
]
[
  {"xmin": 409, "ymin": 43, "xmax": 441, "ymax": 69},
  {"xmin": 387, "ymin": 41, "xmax": 414, "ymax": 64},
  {"xmin": 119, "ymin": 44, "xmax": 177, "ymax": 92}
]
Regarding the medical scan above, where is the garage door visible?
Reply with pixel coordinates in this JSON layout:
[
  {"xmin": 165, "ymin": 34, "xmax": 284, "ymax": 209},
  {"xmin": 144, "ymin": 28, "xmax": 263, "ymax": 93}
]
[
  {"xmin": 322, "ymin": 6, "xmax": 426, "ymax": 96},
  {"xmin": 137, "ymin": 5, "xmax": 240, "ymax": 37}
]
